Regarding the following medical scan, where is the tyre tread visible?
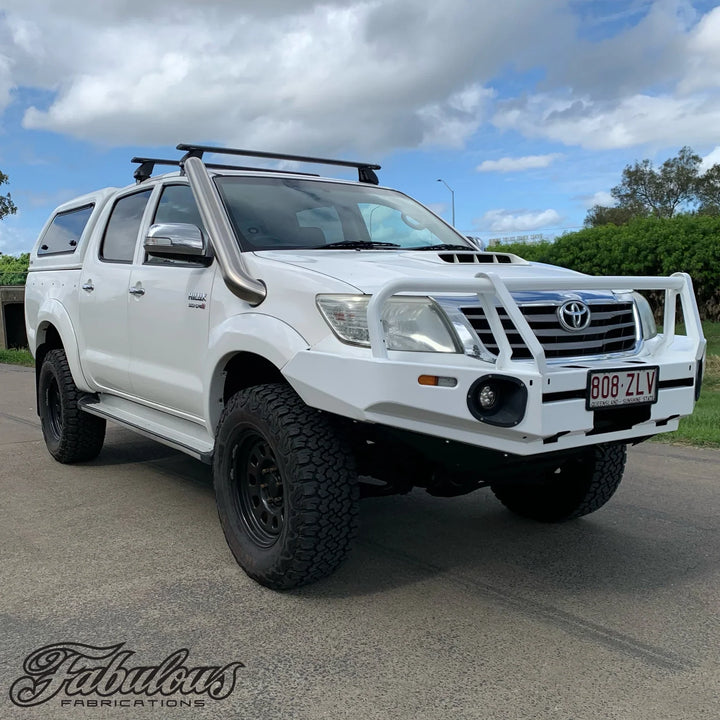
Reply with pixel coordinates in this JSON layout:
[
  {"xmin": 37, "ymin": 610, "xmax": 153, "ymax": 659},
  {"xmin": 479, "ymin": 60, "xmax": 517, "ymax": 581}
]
[
  {"xmin": 491, "ymin": 443, "xmax": 627, "ymax": 523},
  {"xmin": 40, "ymin": 349, "xmax": 106, "ymax": 463},
  {"xmin": 567, "ymin": 443, "xmax": 627, "ymax": 520},
  {"xmin": 215, "ymin": 384, "xmax": 358, "ymax": 590}
]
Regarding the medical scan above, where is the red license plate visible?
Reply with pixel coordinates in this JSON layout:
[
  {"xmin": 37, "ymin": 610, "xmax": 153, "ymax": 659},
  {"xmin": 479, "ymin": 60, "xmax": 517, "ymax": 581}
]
[{"xmin": 586, "ymin": 367, "xmax": 659, "ymax": 410}]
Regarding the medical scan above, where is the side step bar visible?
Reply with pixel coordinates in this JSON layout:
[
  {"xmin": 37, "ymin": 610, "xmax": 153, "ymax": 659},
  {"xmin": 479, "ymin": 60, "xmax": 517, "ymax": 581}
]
[{"xmin": 79, "ymin": 395, "xmax": 214, "ymax": 464}]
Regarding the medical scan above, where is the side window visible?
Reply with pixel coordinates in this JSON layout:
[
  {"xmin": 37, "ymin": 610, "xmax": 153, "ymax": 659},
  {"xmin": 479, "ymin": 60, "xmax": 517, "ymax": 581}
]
[
  {"xmin": 100, "ymin": 190, "xmax": 152, "ymax": 263},
  {"xmin": 38, "ymin": 204, "xmax": 94, "ymax": 256},
  {"xmin": 146, "ymin": 185, "xmax": 206, "ymax": 266}
]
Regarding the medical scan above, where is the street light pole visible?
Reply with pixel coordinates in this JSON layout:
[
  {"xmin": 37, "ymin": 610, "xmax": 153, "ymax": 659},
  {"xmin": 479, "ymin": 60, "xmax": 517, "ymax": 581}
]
[{"xmin": 437, "ymin": 178, "xmax": 455, "ymax": 226}]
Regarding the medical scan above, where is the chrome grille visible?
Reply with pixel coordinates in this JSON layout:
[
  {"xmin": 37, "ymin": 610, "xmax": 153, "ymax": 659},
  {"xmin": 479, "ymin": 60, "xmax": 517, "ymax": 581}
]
[{"xmin": 460, "ymin": 301, "xmax": 638, "ymax": 359}]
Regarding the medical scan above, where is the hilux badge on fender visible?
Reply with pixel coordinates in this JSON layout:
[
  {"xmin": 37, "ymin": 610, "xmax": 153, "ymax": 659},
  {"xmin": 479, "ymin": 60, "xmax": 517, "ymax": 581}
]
[
  {"xmin": 558, "ymin": 300, "xmax": 591, "ymax": 331},
  {"xmin": 188, "ymin": 292, "xmax": 207, "ymax": 309}
]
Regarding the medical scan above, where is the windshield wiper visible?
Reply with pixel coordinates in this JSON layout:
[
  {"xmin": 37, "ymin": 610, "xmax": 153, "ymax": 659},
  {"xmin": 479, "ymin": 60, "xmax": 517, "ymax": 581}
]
[
  {"xmin": 318, "ymin": 240, "xmax": 400, "ymax": 250},
  {"xmin": 408, "ymin": 243, "xmax": 476, "ymax": 251}
]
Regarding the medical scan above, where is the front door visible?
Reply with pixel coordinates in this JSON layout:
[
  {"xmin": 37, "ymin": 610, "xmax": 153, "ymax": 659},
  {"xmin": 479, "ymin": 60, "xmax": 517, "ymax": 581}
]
[{"xmin": 126, "ymin": 183, "xmax": 215, "ymax": 419}]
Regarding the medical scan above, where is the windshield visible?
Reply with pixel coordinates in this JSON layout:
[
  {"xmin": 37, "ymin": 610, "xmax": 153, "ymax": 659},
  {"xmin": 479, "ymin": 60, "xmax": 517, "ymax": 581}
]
[{"xmin": 214, "ymin": 176, "xmax": 473, "ymax": 251}]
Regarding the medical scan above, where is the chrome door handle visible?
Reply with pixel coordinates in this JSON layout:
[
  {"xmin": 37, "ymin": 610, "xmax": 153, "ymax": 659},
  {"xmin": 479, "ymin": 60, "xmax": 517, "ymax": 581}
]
[
  {"xmin": 128, "ymin": 287, "xmax": 145, "ymax": 296},
  {"xmin": 82, "ymin": 282, "xmax": 94, "ymax": 292}
]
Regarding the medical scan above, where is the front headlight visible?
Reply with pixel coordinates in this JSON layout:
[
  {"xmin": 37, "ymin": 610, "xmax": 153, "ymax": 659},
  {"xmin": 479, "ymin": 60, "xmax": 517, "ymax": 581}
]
[
  {"xmin": 632, "ymin": 292, "xmax": 658, "ymax": 340},
  {"xmin": 316, "ymin": 294, "xmax": 460, "ymax": 352}
]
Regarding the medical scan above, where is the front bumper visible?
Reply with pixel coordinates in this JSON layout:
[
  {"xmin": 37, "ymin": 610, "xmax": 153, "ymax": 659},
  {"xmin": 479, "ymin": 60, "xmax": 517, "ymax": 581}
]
[
  {"xmin": 283, "ymin": 344, "xmax": 700, "ymax": 456},
  {"xmin": 283, "ymin": 271, "xmax": 706, "ymax": 456}
]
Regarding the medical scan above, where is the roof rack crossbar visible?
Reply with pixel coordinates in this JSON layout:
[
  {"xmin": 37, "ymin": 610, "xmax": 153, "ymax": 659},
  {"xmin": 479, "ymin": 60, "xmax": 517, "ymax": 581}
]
[
  {"xmin": 131, "ymin": 157, "xmax": 320, "ymax": 183},
  {"xmin": 176, "ymin": 143, "xmax": 381, "ymax": 184}
]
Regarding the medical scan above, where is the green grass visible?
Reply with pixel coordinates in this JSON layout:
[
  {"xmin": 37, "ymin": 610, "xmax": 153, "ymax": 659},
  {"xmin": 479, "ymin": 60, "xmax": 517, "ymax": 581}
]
[
  {"xmin": 675, "ymin": 320, "xmax": 720, "ymax": 355},
  {"xmin": 656, "ymin": 321, "xmax": 720, "ymax": 448},
  {"xmin": 0, "ymin": 348, "xmax": 34, "ymax": 367},
  {"xmin": 700, "ymin": 319, "xmax": 720, "ymax": 356}
]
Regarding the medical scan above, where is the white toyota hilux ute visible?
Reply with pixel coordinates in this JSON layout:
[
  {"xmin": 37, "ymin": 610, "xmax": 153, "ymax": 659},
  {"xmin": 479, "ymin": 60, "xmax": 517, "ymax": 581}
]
[{"xmin": 25, "ymin": 144, "xmax": 707, "ymax": 590}]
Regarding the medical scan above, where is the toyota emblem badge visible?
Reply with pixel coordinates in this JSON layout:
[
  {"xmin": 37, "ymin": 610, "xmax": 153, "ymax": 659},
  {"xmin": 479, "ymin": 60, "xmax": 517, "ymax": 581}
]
[{"xmin": 558, "ymin": 300, "xmax": 591, "ymax": 332}]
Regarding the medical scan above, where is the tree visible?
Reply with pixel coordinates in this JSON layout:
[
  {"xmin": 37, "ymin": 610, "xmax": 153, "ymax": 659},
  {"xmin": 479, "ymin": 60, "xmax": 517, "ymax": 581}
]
[
  {"xmin": 0, "ymin": 170, "xmax": 17, "ymax": 221},
  {"xmin": 0, "ymin": 171, "xmax": 23, "ymax": 284},
  {"xmin": 696, "ymin": 164, "xmax": 720, "ymax": 216},
  {"xmin": 611, "ymin": 146, "xmax": 701, "ymax": 219},
  {"xmin": 583, "ymin": 201, "xmax": 648, "ymax": 228},
  {"xmin": 584, "ymin": 146, "xmax": 720, "ymax": 227}
]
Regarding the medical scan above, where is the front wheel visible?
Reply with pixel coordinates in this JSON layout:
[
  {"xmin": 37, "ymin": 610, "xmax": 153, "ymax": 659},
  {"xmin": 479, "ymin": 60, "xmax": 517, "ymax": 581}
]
[
  {"xmin": 490, "ymin": 443, "xmax": 627, "ymax": 522},
  {"xmin": 213, "ymin": 384, "xmax": 359, "ymax": 590},
  {"xmin": 38, "ymin": 348, "xmax": 106, "ymax": 463}
]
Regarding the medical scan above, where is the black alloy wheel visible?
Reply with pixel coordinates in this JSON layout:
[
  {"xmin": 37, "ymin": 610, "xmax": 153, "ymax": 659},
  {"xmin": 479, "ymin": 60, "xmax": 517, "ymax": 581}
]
[{"xmin": 233, "ymin": 432, "xmax": 285, "ymax": 547}]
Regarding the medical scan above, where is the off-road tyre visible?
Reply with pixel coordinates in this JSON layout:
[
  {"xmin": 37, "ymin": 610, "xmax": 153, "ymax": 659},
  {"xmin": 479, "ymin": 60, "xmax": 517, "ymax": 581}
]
[
  {"xmin": 213, "ymin": 383, "xmax": 359, "ymax": 590},
  {"xmin": 38, "ymin": 348, "xmax": 106, "ymax": 463},
  {"xmin": 490, "ymin": 443, "xmax": 627, "ymax": 522}
]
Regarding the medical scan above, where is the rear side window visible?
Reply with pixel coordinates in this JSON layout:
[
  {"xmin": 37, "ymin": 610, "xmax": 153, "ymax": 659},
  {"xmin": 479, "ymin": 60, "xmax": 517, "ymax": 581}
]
[
  {"xmin": 38, "ymin": 204, "xmax": 94, "ymax": 256},
  {"xmin": 100, "ymin": 190, "xmax": 152, "ymax": 263}
]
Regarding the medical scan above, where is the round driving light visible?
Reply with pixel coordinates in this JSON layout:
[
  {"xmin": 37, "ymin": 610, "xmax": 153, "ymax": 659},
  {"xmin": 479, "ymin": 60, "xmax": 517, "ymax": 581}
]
[
  {"xmin": 467, "ymin": 375, "xmax": 528, "ymax": 427},
  {"xmin": 478, "ymin": 384, "xmax": 497, "ymax": 409}
]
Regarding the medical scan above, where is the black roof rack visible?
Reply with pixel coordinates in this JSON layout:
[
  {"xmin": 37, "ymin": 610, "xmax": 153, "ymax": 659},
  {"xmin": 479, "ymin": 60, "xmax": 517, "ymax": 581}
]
[
  {"xmin": 131, "ymin": 157, "xmax": 322, "ymax": 184},
  {"xmin": 176, "ymin": 143, "xmax": 381, "ymax": 185}
]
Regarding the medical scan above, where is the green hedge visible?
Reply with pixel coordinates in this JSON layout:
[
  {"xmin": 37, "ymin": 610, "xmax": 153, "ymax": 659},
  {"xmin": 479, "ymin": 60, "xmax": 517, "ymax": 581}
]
[
  {"xmin": 488, "ymin": 216, "xmax": 720, "ymax": 320},
  {"xmin": 0, "ymin": 253, "xmax": 29, "ymax": 286}
]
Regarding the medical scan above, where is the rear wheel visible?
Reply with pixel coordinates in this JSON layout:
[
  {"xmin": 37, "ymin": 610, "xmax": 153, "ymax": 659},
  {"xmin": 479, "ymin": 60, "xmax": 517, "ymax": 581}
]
[
  {"xmin": 213, "ymin": 383, "xmax": 359, "ymax": 590},
  {"xmin": 38, "ymin": 349, "xmax": 106, "ymax": 463},
  {"xmin": 490, "ymin": 443, "xmax": 627, "ymax": 522}
]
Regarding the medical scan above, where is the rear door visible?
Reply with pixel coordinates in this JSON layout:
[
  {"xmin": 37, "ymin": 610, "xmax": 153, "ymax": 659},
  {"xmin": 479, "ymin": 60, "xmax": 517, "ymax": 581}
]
[{"xmin": 78, "ymin": 189, "xmax": 153, "ymax": 393}]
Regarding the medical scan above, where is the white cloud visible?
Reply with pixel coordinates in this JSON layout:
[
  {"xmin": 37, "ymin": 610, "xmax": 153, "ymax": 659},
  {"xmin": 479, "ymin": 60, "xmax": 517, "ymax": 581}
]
[
  {"xmin": 488, "ymin": 3, "xmax": 720, "ymax": 153},
  {"xmin": 493, "ymin": 92, "xmax": 720, "ymax": 150},
  {"xmin": 700, "ymin": 146, "xmax": 720, "ymax": 172},
  {"xmin": 0, "ymin": 0, "xmax": 718, "ymax": 160},
  {"xmin": 545, "ymin": 0, "xmax": 696, "ymax": 99},
  {"xmin": 583, "ymin": 190, "xmax": 615, "ymax": 208},
  {"xmin": 418, "ymin": 85, "xmax": 495, "ymax": 148},
  {"xmin": 6, "ymin": 14, "xmax": 43, "ymax": 56},
  {"xmin": 477, "ymin": 153, "xmax": 562, "ymax": 172},
  {"xmin": 474, "ymin": 208, "xmax": 562, "ymax": 233},
  {"xmin": 680, "ymin": 5, "xmax": 720, "ymax": 93},
  {"xmin": 0, "ymin": 217, "xmax": 34, "ymax": 255},
  {"xmin": 0, "ymin": 0, "xmax": 554, "ymax": 154},
  {"xmin": 0, "ymin": 54, "xmax": 13, "ymax": 114}
]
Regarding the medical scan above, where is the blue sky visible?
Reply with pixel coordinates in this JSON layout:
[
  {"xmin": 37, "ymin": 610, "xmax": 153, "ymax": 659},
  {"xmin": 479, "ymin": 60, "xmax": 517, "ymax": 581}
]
[{"xmin": 1, "ymin": 0, "xmax": 720, "ymax": 254}]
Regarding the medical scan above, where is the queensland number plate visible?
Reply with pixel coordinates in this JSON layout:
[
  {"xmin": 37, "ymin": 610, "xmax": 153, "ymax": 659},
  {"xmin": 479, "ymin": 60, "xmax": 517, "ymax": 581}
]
[{"xmin": 586, "ymin": 367, "xmax": 659, "ymax": 410}]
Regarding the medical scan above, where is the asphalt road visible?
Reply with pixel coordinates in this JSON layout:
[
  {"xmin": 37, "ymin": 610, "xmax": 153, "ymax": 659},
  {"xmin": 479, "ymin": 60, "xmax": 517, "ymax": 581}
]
[{"xmin": 1, "ymin": 362, "xmax": 718, "ymax": 720}]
